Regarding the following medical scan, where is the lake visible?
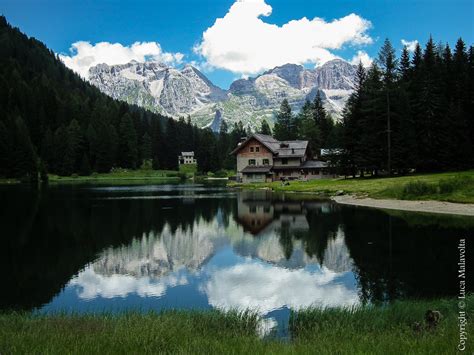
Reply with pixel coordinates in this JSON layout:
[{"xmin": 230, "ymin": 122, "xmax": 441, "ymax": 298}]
[{"xmin": 0, "ymin": 183, "xmax": 472, "ymax": 336}]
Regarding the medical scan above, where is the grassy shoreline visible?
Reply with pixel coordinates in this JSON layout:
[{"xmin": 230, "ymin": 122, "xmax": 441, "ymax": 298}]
[
  {"xmin": 230, "ymin": 170, "xmax": 474, "ymax": 204},
  {"xmin": 0, "ymin": 169, "xmax": 183, "ymax": 185},
  {"xmin": 1, "ymin": 296, "xmax": 471, "ymax": 354}
]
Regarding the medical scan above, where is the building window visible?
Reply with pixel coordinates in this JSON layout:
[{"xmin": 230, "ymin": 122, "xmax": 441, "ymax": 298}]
[
  {"xmin": 281, "ymin": 158, "xmax": 288, "ymax": 165},
  {"xmin": 311, "ymin": 170, "xmax": 318, "ymax": 175},
  {"xmin": 250, "ymin": 147, "xmax": 254, "ymax": 152},
  {"xmin": 284, "ymin": 171, "xmax": 292, "ymax": 176},
  {"xmin": 250, "ymin": 206, "xmax": 257, "ymax": 213},
  {"xmin": 263, "ymin": 206, "xmax": 270, "ymax": 213},
  {"xmin": 249, "ymin": 159, "xmax": 256, "ymax": 166},
  {"xmin": 255, "ymin": 147, "xmax": 260, "ymax": 152},
  {"xmin": 263, "ymin": 159, "xmax": 269, "ymax": 165}
]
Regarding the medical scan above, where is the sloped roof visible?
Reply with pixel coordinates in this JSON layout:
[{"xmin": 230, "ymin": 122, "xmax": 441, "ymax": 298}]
[{"xmin": 231, "ymin": 133, "xmax": 308, "ymax": 157}]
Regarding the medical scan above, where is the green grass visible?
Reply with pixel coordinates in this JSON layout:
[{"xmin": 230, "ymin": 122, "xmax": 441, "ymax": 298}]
[
  {"xmin": 231, "ymin": 170, "xmax": 474, "ymax": 203},
  {"xmin": 179, "ymin": 163, "xmax": 198, "ymax": 176},
  {"xmin": 48, "ymin": 169, "xmax": 182, "ymax": 184},
  {"xmin": 1, "ymin": 296, "xmax": 471, "ymax": 354}
]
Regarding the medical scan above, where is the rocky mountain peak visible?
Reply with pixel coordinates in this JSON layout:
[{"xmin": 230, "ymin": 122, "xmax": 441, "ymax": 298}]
[{"xmin": 88, "ymin": 58, "xmax": 357, "ymax": 130}]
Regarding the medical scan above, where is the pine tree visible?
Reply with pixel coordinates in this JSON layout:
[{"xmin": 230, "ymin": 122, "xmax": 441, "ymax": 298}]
[
  {"xmin": 141, "ymin": 132, "xmax": 152, "ymax": 162},
  {"xmin": 79, "ymin": 153, "xmax": 92, "ymax": 176},
  {"xmin": 53, "ymin": 125, "xmax": 73, "ymax": 176},
  {"xmin": 13, "ymin": 116, "xmax": 38, "ymax": 180},
  {"xmin": 119, "ymin": 113, "xmax": 138, "ymax": 169},
  {"xmin": 341, "ymin": 62, "xmax": 366, "ymax": 176},
  {"xmin": 274, "ymin": 99, "xmax": 296, "ymax": 140},
  {"xmin": 259, "ymin": 119, "xmax": 272, "ymax": 135},
  {"xmin": 298, "ymin": 100, "xmax": 320, "ymax": 154},
  {"xmin": 40, "ymin": 128, "xmax": 54, "ymax": 170},
  {"xmin": 67, "ymin": 119, "xmax": 82, "ymax": 171},
  {"xmin": 312, "ymin": 90, "xmax": 333, "ymax": 149},
  {"xmin": 377, "ymin": 39, "xmax": 399, "ymax": 174},
  {"xmin": 151, "ymin": 120, "xmax": 163, "ymax": 170},
  {"xmin": 400, "ymin": 46, "xmax": 411, "ymax": 81}
]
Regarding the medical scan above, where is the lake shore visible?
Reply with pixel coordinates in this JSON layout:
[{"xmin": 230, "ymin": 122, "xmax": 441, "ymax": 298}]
[
  {"xmin": 1, "ymin": 296, "xmax": 471, "ymax": 354},
  {"xmin": 332, "ymin": 195, "xmax": 474, "ymax": 216},
  {"xmin": 230, "ymin": 170, "xmax": 474, "ymax": 205}
]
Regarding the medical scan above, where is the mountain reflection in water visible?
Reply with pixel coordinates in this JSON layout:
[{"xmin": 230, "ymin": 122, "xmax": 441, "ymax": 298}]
[{"xmin": 0, "ymin": 185, "xmax": 471, "ymax": 332}]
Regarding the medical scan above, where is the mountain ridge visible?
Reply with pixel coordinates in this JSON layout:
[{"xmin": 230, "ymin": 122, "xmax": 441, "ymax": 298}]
[{"xmin": 88, "ymin": 59, "xmax": 357, "ymax": 130}]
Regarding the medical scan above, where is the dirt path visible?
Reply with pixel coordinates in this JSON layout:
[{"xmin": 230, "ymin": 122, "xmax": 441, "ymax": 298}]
[{"xmin": 332, "ymin": 195, "xmax": 474, "ymax": 217}]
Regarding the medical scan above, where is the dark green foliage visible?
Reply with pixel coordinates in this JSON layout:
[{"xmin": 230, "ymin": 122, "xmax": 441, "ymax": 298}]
[
  {"xmin": 312, "ymin": 91, "xmax": 334, "ymax": 149},
  {"xmin": 274, "ymin": 99, "xmax": 297, "ymax": 140},
  {"xmin": 0, "ymin": 16, "xmax": 245, "ymax": 177},
  {"xmin": 79, "ymin": 154, "xmax": 92, "ymax": 176},
  {"xmin": 259, "ymin": 119, "xmax": 272, "ymax": 135},
  {"xmin": 402, "ymin": 180, "xmax": 437, "ymax": 196},
  {"xmin": 140, "ymin": 132, "xmax": 152, "ymax": 161},
  {"xmin": 340, "ymin": 36, "xmax": 473, "ymax": 175},
  {"xmin": 12, "ymin": 116, "xmax": 38, "ymax": 180},
  {"xmin": 119, "ymin": 113, "xmax": 138, "ymax": 169}
]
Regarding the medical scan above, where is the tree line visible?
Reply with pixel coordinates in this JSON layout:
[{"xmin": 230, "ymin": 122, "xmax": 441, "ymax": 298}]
[
  {"xmin": 0, "ymin": 16, "xmax": 247, "ymax": 181},
  {"xmin": 1, "ymin": 15, "xmax": 472, "ymax": 181},
  {"xmin": 340, "ymin": 37, "xmax": 473, "ymax": 175},
  {"xmin": 271, "ymin": 36, "xmax": 473, "ymax": 175}
]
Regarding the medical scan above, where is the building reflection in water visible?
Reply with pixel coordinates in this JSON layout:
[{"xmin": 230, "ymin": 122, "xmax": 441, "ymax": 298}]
[
  {"xmin": 64, "ymin": 190, "xmax": 358, "ymax": 320},
  {"xmin": 2, "ymin": 185, "xmax": 468, "ymax": 324}
]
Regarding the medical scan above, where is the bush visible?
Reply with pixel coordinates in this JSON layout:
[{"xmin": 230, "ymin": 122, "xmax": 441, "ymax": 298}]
[
  {"xmin": 215, "ymin": 169, "xmax": 228, "ymax": 178},
  {"xmin": 438, "ymin": 175, "xmax": 473, "ymax": 194},
  {"xmin": 71, "ymin": 173, "xmax": 78, "ymax": 179},
  {"xmin": 402, "ymin": 180, "xmax": 437, "ymax": 197},
  {"xmin": 141, "ymin": 159, "xmax": 153, "ymax": 170}
]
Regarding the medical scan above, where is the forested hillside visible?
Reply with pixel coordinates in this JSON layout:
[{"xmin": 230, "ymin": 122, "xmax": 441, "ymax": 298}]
[{"xmin": 0, "ymin": 17, "xmax": 239, "ymax": 180}]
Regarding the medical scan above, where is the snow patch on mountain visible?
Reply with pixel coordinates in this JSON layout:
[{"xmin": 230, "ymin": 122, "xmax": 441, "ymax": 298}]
[{"xmin": 88, "ymin": 59, "xmax": 357, "ymax": 130}]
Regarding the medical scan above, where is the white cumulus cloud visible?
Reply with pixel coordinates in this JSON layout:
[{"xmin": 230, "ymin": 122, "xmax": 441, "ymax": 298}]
[
  {"xmin": 69, "ymin": 266, "xmax": 188, "ymax": 299},
  {"xmin": 59, "ymin": 41, "xmax": 184, "ymax": 79},
  {"xmin": 205, "ymin": 262, "xmax": 360, "ymax": 314},
  {"xmin": 401, "ymin": 39, "xmax": 419, "ymax": 52},
  {"xmin": 195, "ymin": 0, "xmax": 372, "ymax": 74},
  {"xmin": 350, "ymin": 50, "xmax": 373, "ymax": 67}
]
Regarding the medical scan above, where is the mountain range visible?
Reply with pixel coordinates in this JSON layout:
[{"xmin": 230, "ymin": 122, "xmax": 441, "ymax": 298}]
[{"xmin": 89, "ymin": 59, "xmax": 357, "ymax": 130}]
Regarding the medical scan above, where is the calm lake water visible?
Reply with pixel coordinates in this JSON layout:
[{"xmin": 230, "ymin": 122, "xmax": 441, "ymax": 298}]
[{"xmin": 1, "ymin": 183, "xmax": 472, "ymax": 336}]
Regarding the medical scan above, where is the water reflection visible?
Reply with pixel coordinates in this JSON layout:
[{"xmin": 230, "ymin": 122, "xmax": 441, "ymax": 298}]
[{"xmin": 0, "ymin": 185, "xmax": 471, "ymax": 324}]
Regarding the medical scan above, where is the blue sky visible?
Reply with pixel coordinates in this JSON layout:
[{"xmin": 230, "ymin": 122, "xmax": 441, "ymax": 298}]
[{"xmin": 2, "ymin": 0, "xmax": 473, "ymax": 88}]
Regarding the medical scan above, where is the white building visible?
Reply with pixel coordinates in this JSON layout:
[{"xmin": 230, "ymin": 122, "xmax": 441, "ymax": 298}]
[{"xmin": 178, "ymin": 151, "xmax": 197, "ymax": 166}]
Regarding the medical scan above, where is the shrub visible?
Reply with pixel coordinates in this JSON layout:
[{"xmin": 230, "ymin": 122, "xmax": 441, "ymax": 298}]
[
  {"xmin": 140, "ymin": 159, "xmax": 153, "ymax": 170},
  {"xmin": 215, "ymin": 169, "xmax": 228, "ymax": 178},
  {"xmin": 402, "ymin": 180, "xmax": 437, "ymax": 197},
  {"xmin": 438, "ymin": 175, "xmax": 473, "ymax": 194}
]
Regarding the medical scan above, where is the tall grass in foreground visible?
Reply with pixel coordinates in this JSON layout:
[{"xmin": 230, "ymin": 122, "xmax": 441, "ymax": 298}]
[
  {"xmin": 0, "ymin": 297, "xmax": 472, "ymax": 354},
  {"xmin": 291, "ymin": 296, "xmax": 472, "ymax": 354}
]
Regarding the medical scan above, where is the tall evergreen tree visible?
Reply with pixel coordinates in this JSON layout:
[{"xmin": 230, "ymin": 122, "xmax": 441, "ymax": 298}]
[
  {"xmin": 312, "ymin": 90, "xmax": 333, "ymax": 149},
  {"xmin": 377, "ymin": 38, "xmax": 399, "ymax": 174},
  {"xmin": 259, "ymin": 119, "xmax": 272, "ymax": 135},
  {"xmin": 274, "ymin": 99, "xmax": 296, "ymax": 140}
]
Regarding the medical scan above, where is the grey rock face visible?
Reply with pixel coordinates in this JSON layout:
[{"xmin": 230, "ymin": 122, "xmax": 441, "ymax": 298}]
[{"xmin": 88, "ymin": 59, "xmax": 357, "ymax": 129}]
